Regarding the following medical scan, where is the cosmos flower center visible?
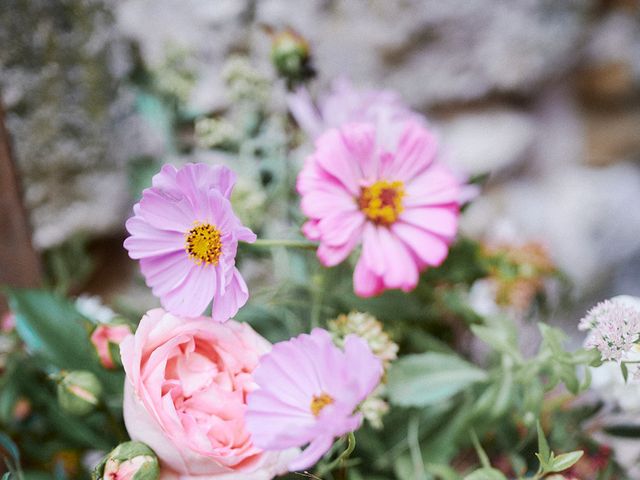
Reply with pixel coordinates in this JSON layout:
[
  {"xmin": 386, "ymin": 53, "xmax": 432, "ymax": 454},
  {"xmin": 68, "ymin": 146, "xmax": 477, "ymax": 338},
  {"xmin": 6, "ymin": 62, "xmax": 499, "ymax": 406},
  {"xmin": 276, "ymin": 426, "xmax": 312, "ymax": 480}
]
[
  {"xmin": 358, "ymin": 180, "xmax": 405, "ymax": 226},
  {"xmin": 185, "ymin": 222, "xmax": 223, "ymax": 266},
  {"xmin": 310, "ymin": 393, "xmax": 334, "ymax": 417}
]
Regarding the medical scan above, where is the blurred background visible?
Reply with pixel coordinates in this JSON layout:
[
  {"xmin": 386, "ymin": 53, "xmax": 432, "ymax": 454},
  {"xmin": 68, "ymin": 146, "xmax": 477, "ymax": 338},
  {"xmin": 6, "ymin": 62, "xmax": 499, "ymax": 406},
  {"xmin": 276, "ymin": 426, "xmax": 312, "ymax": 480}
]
[
  {"xmin": 1, "ymin": 1, "xmax": 640, "ymax": 478},
  {"xmin": 2, "ymin": 0, "xmax": 640, "ymax": 319}
]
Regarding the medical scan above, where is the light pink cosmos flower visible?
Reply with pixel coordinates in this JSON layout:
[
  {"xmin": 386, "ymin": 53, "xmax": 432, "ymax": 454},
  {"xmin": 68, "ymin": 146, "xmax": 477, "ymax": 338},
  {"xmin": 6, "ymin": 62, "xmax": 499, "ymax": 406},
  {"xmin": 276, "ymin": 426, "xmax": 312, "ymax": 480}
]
[
  {"xmin": 287, "ymin": 77, "xmax": 422, "ymax": 140},
  {"xmin": 124, "ymin": 163, "xmax": 256, "ymax": 321},
  {"xmin": 297, "ymin": 120, "xmax": 461, "ymax": 297},
  {"xmin": 245, "ymin": 328, "xmax": 383, "ymax": 472}
]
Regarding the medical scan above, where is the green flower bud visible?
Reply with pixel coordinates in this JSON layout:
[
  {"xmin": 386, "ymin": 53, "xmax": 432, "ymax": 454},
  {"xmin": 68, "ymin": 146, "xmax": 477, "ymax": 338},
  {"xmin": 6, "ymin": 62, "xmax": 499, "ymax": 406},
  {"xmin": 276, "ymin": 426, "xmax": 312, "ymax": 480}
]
[
  {"xmin": 270, "ymin": 28, "xmax": 314, "ymax": 85},
  {"xmin": 57, "ymin": 370, "xmax": 102, "ymax": 416},
  {"xmin": 92, "ymin": 442, "xmax": 160, "ymax": 480}
]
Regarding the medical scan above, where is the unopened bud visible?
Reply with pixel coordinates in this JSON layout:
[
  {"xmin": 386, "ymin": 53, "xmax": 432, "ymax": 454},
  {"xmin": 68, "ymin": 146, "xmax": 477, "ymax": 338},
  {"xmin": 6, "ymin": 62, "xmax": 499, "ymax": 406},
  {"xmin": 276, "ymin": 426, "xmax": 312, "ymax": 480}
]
[
  {"xmin": 92, "ymin": 442, "xmax": 160, "ymax": 480},
  {"xmin": 270, "ymin": 28, "xmax": 314, "ymax": 85},
  {"xmin": 57, "ymin": 370, "xmax": 102, "ymax": 416},
  {"xmin": 90, "ymin": 322, "xmax": 132, "ymax": 369}
]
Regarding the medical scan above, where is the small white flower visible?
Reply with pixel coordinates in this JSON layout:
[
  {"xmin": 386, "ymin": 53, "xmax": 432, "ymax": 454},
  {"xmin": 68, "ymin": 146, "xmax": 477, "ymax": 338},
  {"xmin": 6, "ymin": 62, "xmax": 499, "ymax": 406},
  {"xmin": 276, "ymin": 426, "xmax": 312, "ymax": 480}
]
[{"xmin": 580, "ymin": 296, "xmax": 640, "ymax": 362}]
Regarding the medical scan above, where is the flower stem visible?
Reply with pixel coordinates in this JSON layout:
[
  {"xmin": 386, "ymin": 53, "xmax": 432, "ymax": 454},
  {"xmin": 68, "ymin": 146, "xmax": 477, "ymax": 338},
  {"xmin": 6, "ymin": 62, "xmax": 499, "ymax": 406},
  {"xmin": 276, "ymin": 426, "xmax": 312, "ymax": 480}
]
[{"xmin": 250, "ymin": 239, "xmax": 318, "ymax": 250}]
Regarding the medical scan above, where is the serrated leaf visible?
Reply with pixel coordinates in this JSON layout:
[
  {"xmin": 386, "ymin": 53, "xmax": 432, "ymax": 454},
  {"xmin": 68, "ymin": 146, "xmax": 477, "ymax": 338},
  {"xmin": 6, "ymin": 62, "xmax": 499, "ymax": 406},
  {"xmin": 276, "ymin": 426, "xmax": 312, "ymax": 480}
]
[
  {"xmin": 547, "ymin": 451, "xmax": 583, "ymax": 473},
  {"xmin": 388, "ymin": 352, "xmax": 487, "ymax": 407}
]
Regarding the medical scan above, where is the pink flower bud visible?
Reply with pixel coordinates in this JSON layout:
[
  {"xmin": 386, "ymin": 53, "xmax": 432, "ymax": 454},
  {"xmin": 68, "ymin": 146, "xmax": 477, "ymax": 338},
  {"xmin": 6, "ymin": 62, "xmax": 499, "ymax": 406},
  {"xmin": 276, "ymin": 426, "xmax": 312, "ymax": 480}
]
[{"xmin": 91, "ymin": 324, "xmax": 132, "ymax": 369}]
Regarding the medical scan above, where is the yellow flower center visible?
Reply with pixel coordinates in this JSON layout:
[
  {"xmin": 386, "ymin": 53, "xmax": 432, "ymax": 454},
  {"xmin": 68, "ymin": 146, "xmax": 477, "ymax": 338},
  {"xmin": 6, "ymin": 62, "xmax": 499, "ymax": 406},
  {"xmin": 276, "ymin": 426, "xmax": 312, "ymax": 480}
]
[
  {"xmin": 358, "ymin": 180, "xmax": 405, "ymax": 226},
  {"xmin": 310, "ymin": 393, "xmax": 334, "ymax": 417},
  {"xmin": 185, "ymin": 223, "xmax": 222, "ymax": 265}
]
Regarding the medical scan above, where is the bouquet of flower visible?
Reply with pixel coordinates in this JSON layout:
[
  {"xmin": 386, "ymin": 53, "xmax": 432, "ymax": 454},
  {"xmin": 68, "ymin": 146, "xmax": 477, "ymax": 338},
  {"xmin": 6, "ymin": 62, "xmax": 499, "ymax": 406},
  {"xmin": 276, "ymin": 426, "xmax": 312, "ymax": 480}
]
[{"xmin": 1, "ymin": 29, "xmax": 636, "ymax": 480}]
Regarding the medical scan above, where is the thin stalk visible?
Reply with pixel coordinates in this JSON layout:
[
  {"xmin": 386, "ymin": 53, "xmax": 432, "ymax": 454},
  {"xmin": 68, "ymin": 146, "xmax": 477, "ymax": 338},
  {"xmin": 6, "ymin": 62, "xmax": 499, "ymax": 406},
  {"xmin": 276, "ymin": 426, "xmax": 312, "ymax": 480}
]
[{"xmin": 250, "ymin": 239, "xmax": 318, "ymax": 250}]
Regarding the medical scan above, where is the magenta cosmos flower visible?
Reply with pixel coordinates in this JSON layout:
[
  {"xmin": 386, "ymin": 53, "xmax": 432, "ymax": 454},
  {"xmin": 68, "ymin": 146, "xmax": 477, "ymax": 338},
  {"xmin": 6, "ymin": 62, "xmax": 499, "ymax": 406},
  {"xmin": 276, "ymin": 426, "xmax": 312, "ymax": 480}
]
[
  {"xmin": 297, "ymin": 120, "xmax": 461, "ymax": 297},
  {"xmin": 124, "ymin": 163, "xmax": 256, "ymax": 320},
  {"xmin": 245, "ymin": 328, "xmax": 382, "ymax": 472}
]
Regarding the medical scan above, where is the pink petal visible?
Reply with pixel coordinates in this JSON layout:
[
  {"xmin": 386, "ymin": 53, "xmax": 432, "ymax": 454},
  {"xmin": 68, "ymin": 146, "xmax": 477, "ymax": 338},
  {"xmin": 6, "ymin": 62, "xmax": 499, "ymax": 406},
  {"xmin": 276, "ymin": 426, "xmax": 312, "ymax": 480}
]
[
  {"xmin": 317, "ymin": 210, "xmax": 364, "ymax": 247},
  {"xmin": 404, "ymin": 163, "xmax": 461, "ymax": 207},
  {"xmin": 288, "ymin": 436, "xmax": 334, "ymax": 472},
  {"xmin": 353, "ymin": 257, "xmax": 384, "ymax": 298},
  {"xmin": 286, "ymin": 87, "xmax": 325, "ymax": 138},
  {"xmin": 376, "ymin": 227, "xmax": 419, "ymax": 291},
  {"xmin": 175, "ymin": 163, "xmax": 237, "ymax": 199},
  {"xmin": 161, "ymin": 265, "xmax": 216, "ymax": 317},
  {"xmin": 360, "ymin": 223, "xmax": 386, "ymax": 276},
  {"xmin": 314, "ymin": 128, "xmax": 363, "ymax": 196},
  {"xmin": 211, "ymin": 268, "xmax": 249, "ymax": 322},
  {"xmin": 339, "ymin": 123, "xmax": 377, "ymax": 180},
  {"xmin": 140, "ymin": 252, "xmax": 192, "ymax": 296},
  {"xmin": 380, "ymin": 120, "xmax": 437, "ymax": 182},
  {"xmin": 343, "ymin": 335, "xmax": 383, "ymax": 401},
  {"xmin": 300, "ymin": 190, "xmax": 356, "ymax": 220},
  {"xmin": 138, "ymin": 190, "xmax": 195, "ymax": 232},
  {"xmin": 302, "ymin": 220, "xmax": 321, "ymax": 241},
  {"xmin": 124, "ymin": 221, "xmax": 184, "ymax": 259},
  {"xmin": 392, "ymin": 222, "xmax": 450, "ymax": 267},
  {"xmin": 400, "ymin": 206, "xmax": 459, "ymax": 239}
]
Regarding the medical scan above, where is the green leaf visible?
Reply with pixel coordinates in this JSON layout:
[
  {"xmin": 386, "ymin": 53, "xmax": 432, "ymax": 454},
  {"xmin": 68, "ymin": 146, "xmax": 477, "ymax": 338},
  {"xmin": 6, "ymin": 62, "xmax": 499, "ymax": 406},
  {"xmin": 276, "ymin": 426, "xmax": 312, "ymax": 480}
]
[
  {"xmin": 6, "ymin": 288, "xmax": 123, "ymax": 395},
  {"xmin": 7, "ymin": 288, "xmax": 94, "ymax": 369},
  {"xmin": 425, "ymin": 463, "xmax": 462, "ymax": 480},
  {"xmin": 470, "ymin": 431, "xmax": 490, "ymax": 468},
  {"xmin": 621, "ymin": 362, "xmax": 629, "ymax": 383},
  {"xmin": 547, "ymin": 451, "xmax": 583, "ymax": 473},
  {"xmin": 470, "ymin": 323, "xmax": 520, "ymax": 360},
  {"xmin": 603, "ymin": 424, "xmax": 640, "ymax": 437},
  {"xmin": 0, "ymin": 433, "xmax": 20, "ymax": 466},
  {"xmin": 536, "ymin": 421, "xmax": 551, "ymax": 466},
  {"xmin": 463, "ymin": 468, "xmax": 508, "ymax": 480},
  {"xmin": 388, "ymin": 352, "xmax": 488, "ymax": 407}
]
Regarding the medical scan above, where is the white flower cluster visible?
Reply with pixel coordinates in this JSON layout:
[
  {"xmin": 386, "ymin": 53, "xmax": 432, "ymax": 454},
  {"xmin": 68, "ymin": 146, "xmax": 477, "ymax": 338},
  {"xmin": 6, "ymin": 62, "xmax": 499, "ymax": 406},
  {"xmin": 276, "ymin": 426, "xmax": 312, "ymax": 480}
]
[{"xmin": 579, "ymin": 297, "xmax": 640, "ymax": 362}]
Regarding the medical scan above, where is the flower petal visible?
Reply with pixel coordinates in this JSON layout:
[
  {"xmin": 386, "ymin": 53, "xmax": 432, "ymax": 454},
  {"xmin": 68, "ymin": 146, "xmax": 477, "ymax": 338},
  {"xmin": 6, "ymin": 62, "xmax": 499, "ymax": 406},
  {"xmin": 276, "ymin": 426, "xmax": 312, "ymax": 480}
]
[{"xmin": 288, "ymin": 436, "xmax": 334, "ymax": 472}]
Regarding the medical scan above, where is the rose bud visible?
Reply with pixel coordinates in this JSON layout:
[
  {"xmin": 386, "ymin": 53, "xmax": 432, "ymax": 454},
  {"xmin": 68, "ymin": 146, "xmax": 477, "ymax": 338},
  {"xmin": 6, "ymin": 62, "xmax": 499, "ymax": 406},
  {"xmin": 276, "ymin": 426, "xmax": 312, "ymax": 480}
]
[
  {"xmin": 92, "ymin": 441, "xmax": 159, "ymax": 480},
  {"xmin": 90, "ymin": 322, "xmax": 132, "ymax": 369},
  {"xmin": 56, "ymin": 370, "xmax": 102, "ymax": 416}
]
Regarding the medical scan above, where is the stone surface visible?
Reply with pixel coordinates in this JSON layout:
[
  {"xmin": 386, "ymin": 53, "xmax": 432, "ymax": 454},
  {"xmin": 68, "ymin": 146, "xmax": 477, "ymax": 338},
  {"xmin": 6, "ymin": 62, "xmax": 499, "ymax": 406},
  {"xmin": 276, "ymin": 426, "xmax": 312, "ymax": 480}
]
[{"xmin": 0, "ymin": 0, "xmax": 156, "ymax": 249}]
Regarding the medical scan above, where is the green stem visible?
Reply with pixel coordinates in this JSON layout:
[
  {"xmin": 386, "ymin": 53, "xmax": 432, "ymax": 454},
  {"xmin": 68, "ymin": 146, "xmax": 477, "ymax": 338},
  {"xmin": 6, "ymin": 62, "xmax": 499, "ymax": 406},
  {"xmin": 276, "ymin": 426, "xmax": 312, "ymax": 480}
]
[
  {"xmin": 409, "ymin": 415, "xmax": 427, "ymax": 480},
  {"xmin": 250, "ymin": 239, "xmax": 318, "ymax": 250},
  {"xmin": 310, "ymin": 270, "xmax": 326, "ymax": 329},
  {"xmin": 316, "ymin": 433, "xmax": 357, "ymax": 476}
]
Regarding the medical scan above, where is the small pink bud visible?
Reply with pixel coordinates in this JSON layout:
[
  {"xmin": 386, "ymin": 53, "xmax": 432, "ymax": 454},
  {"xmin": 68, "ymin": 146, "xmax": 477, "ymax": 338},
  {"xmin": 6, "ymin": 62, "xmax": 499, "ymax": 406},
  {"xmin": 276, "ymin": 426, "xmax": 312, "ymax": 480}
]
[
  {"xmin": 91, "ymin": 324, "xmax": 132, "ymax": 369},
  {"xmin": 1, "ymin": 312, "xmax": 15, "ymax": 333}
]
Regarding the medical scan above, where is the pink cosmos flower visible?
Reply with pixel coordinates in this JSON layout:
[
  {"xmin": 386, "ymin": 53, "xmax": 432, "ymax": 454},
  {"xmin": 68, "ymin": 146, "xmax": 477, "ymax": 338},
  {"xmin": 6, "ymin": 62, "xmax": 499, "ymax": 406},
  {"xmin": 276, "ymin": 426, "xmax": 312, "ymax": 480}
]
[
  {"xmin": 90, "ymin": 324, "xmax": 132, "ymax": 369},
  {"xmin": 124, "ymin": 163, "xmax": 256, "ymax": 321},
  {"xmin": 297, "ymin": 120, "xmax": 461, "ymax": 297},
  {"xmin": 120, "ymin": 308, "xmax": 297, "ymax": 479},
  {"xmin": 287, "ymin": 77, "xmax": 422, "ymax": 140},
  {"xmin": 245, "ymin": 328, "xmax": 383, "ymax": 472}
]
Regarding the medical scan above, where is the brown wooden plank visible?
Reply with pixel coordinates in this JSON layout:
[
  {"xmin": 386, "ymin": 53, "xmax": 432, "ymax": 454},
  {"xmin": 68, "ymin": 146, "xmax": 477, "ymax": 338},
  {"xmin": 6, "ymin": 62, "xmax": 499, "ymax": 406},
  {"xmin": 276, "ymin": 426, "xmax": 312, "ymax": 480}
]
[{"xmin": 0, "ymin": 100, "xmax": 42, "ymax": 314}]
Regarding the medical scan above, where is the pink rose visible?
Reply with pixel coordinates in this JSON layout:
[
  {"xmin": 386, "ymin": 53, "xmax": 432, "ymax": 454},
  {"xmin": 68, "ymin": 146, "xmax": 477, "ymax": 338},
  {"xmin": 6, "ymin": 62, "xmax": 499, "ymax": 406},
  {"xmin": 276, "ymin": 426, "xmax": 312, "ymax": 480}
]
[
  {"xmin": 91, "ymin": 324, "xmax": 132, "ymax": 369},
  {"xmin": 120, "ymin": 309, "xmax": 295, "ymax": 479}
]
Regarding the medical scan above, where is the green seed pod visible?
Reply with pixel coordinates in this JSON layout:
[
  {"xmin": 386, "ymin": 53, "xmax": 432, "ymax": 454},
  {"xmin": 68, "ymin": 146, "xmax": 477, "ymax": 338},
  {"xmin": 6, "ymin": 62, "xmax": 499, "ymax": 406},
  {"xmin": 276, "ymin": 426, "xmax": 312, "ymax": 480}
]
[{"xmin": 57, "ymin": 370, "xmax": 102, "ymax": 416}]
